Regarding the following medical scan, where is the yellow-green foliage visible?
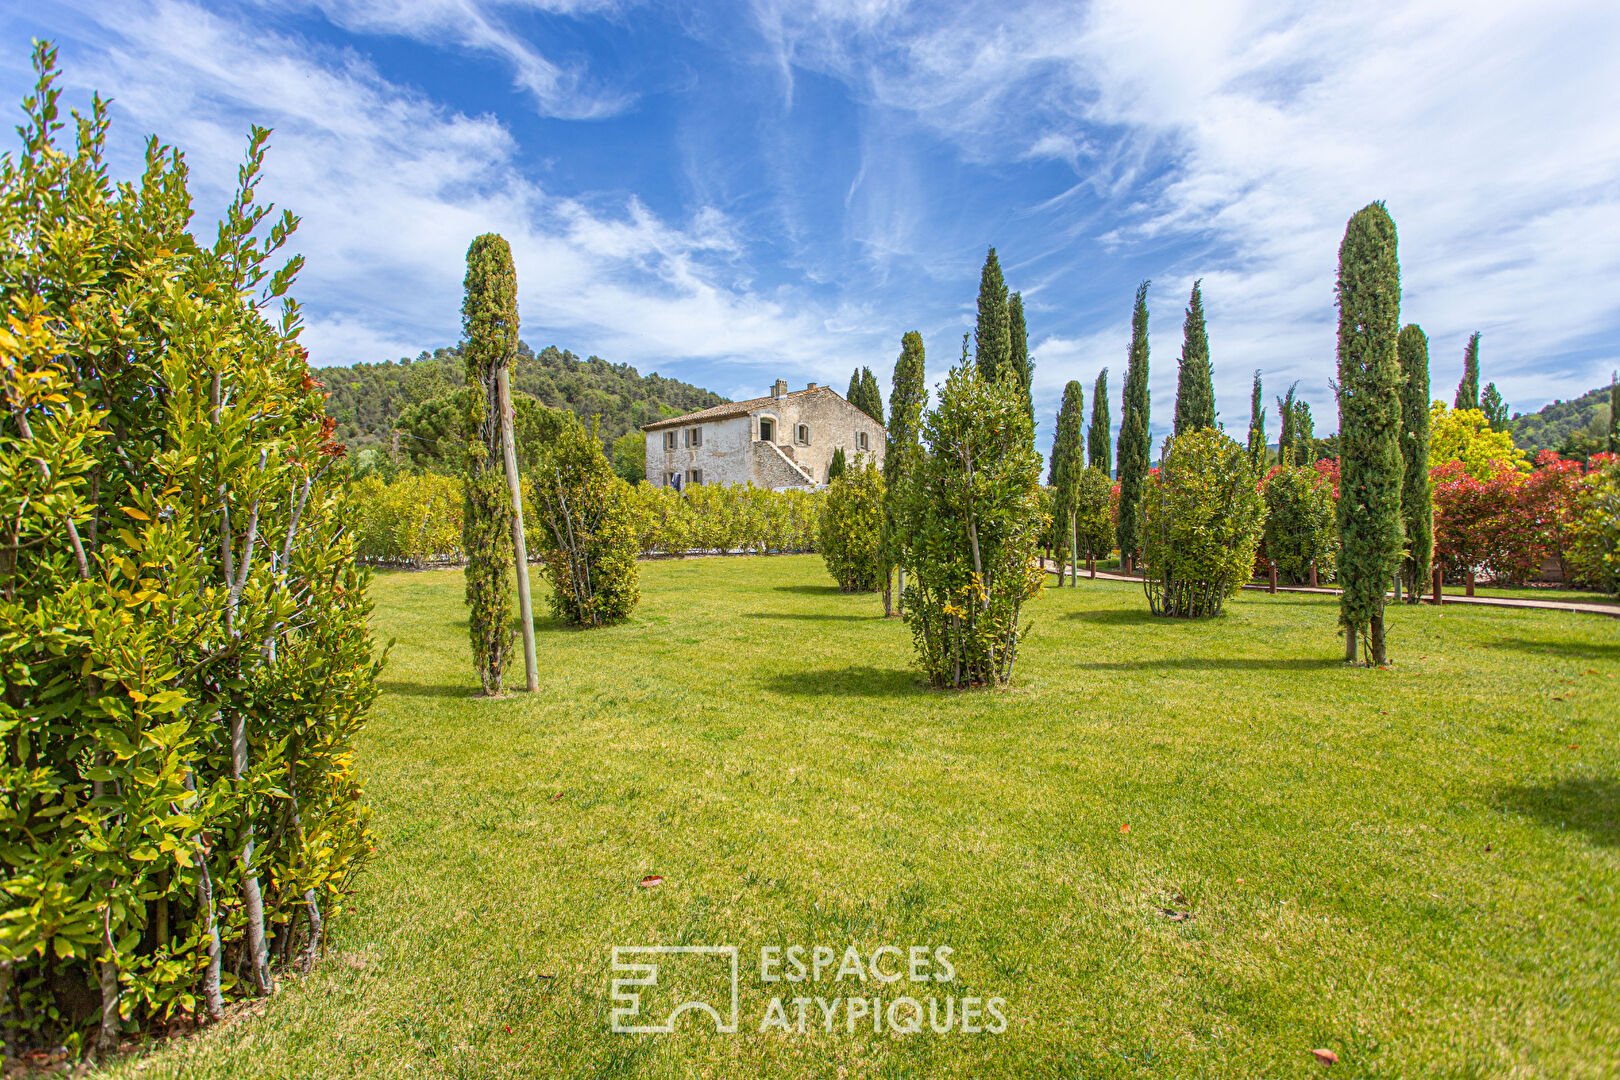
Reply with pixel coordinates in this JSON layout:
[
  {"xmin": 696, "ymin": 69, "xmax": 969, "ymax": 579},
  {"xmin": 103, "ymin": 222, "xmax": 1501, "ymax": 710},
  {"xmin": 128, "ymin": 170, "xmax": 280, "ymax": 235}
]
[
  {"xmin": 1568, "ymin": 456, "xmax": 1620, "ymax": 596},
  {"xmin": 1142, "ymin": 429, "xmax": 1266, "ymax": 616},
  {"xmin": 1429, "ymin": 401, "xmax": 1526, "ymax": 478},
  {"xmin": 352, "ymin": 472, "xmax": 464, "ymax": 566},
  {"xmin": 819, "ymin": 458, "xmax": 885, "ymax": 591},
  {"xmin": 528, "ymin": 417, "xmax": 639, "ymax": 626},
  {"xmin": 0, "ymin": 48, "xmax": 379, "ymax": 1050},
  {"xmin": 622, "ymin": 482, "xmax": 823, "ymax": 556}
]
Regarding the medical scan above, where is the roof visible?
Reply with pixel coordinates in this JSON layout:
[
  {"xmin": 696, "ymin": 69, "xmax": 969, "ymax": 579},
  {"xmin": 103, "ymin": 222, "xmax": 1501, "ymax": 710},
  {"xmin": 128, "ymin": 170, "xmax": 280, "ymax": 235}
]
[{"xmin": 640, "ymin": 385, "xmax": 857, "ymax": 431}]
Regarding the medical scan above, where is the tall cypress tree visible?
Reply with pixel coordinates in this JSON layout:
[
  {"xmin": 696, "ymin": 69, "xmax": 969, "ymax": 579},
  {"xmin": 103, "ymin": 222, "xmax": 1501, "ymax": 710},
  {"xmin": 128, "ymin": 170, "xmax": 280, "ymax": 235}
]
[
  {"xmin": 1610, "ymin": 372, "xmax": 1619, "ymax": 454},
  {"xmin": 1292, "ymin": 399, "xmax": 1315, "ymax": 463},
  {"xmin": 847, "ymin": 367, "xmax": 863, "ymax": 409},
  {"xmin": 1049, "ymin": 380, "xmax": 1086, "ymax": 584},
  {"xmin": 1480, "ymin": 382, "xmax": 1508, "ymax": 431},
  {"xmin": 461, "ymin": 234, "xmax": 518, "ymax": 696},
  {"xmin": 1115, "ymin": 281, "xmax": 1151, "ymax": 565},
  {"xmin": 1008, "ymin": 291, "xmax": 1034, "ymax": 419},
  {"xmin": 1088, "ymin": 368, "xmax": 1111, "ymax": 476},
  {"xmin": 1335, "ymin": 203, "xmax": 1405, "ymax": 665},
  {"xmin": 1454, "ymin": 331, "xmax": 1480, "ymax": 411},
  {"xmin": 974, "ymin": 247, "xmax": 1010, "ymax": 383},
  {"xmin": 1246, "ymin": 370, "xmax": 1266, "ymax": 473},
  {"xmin": 1173, "ymin": 280, "xmax": 1215, "ymax": 434},
  {"xmin": 883, "ymin": 332, "xmax": 928, "ymax": 617},
  {"xmin": 858, "ymin": 366, "xmax": 885, "ymax": 424},
  {"xmin": 1276, "ymin": 383, "xmax": 1298, "ymax": 463},
  {"xmin": 1397, "ymin": 323, "xmax": 1433, "ymax": 601}
]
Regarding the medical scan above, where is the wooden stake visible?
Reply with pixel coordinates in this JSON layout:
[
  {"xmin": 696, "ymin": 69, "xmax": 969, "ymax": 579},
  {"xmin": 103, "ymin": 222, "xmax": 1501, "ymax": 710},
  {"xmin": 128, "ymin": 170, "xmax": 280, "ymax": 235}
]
[
  {"xmin": 1432, "ymin": 566, "xmax": 1443, "ymax": 605},
  {"xmin": 497, "ymin": 366, "xmax": 539, "ymax": 692}
]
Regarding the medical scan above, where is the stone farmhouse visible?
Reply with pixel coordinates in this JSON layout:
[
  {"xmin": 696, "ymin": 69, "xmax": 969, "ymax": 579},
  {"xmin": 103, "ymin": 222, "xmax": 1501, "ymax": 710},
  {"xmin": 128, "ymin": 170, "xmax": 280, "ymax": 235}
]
[{"xmin": 643, "ymin": 379, "xmax": 886, "ymax": 490}]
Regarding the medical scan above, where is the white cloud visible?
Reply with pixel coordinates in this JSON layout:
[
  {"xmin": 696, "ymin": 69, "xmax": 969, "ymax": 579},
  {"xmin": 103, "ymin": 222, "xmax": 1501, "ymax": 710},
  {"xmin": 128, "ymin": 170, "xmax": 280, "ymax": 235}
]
[
  {"xmin": 751, "ymin": 0, "xmax": 1620, "ymax": 425},
  {"xmin": 34, "ymin": 0, "xmax": 863, "ymax": 387}
]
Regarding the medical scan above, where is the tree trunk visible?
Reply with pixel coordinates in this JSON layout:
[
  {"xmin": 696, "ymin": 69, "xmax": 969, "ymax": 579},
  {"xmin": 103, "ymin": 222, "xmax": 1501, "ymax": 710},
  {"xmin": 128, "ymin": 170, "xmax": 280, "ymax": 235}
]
[
  {"xmin": 1345, "ymin": 625, "xmax": 1357, "ymax": 663},
  {"xmin": 232, "ymin": 712, "xmax": 273, "ymax": 995},
  {"xmin": 1370, "ymin": 610, "xmax": 1387, "ymax": 666},
  {"xmin": 897, "ymin": 567, "xmax": 905, "ymax": 615},
  {"xmin": 496, "ymin": 367, "xmax": 539, "ymax": 692},
  {"xmin": 1069, "ymin": 511, "xmax": 1078, "ymax": 585},
  {"xmin": 96, "ymin": 905, "xmax": 119, "ymax": 1054}
]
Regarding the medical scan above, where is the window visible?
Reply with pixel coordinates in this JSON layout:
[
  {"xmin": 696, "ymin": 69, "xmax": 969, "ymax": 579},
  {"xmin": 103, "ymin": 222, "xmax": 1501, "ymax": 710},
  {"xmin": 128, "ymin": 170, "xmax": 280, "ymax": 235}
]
[
  {"xmin": 796, "ymin": 424, "xmax": 810, "ymax": 445},
  {"xmin": 663, "ymin": 430, "xmax": 678, "ymax": 451},
  {"xmin": 857, "ymin": 431, "xmax": 869, "ymax": 452},
  {"xmin": 686, "ymin": 468, "xmax": 704, "ymax": 486},
  {"xmin": 758, "ymin": 417, "xmax": 775, "ymax": 442},
  {"xmin": 682, "ymin": 425, "xmax": 703, "ymax": 448}
]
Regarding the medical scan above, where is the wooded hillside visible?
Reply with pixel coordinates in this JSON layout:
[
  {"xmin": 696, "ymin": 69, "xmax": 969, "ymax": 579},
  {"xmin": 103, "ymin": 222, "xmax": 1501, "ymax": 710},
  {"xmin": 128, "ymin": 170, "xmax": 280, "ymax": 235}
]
[
  {"xmin": 321, "ymin": 342, "xmax": 727, "ymax": 450},
  {"xmin": 1511, "ymin": 382, "xmax": 1614, "ymax": 457}
]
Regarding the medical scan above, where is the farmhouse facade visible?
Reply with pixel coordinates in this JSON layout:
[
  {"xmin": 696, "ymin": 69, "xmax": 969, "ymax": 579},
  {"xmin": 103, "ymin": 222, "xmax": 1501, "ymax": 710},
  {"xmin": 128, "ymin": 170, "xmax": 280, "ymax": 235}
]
[{"xmin": 643, "ymin": 379, "xmax": 885, "ymax": 490}]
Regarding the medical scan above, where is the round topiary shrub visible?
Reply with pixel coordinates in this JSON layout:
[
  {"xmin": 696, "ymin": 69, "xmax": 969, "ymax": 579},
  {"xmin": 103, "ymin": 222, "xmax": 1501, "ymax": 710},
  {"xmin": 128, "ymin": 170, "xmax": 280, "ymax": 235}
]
[
  {"xmin": 1262, "ymin": 462, "xmax": 1339, "ymax": 584},
  {"xmin": 1142, "ymin": 429, "xmax": 1266, "ymax": 616},
  {"xmin": 820, "ymin": 456, "xmax": 885, "ymax": 590}
]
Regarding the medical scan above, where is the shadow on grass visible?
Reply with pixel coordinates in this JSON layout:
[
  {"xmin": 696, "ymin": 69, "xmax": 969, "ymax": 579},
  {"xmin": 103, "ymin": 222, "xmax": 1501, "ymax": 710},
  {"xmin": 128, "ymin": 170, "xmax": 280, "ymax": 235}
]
[
  {"xmin": 1062, "ymin": 608, "xmax": 1158, "ymax": 625},
  {"xmin": 378, "ymin": 679, "xmax": 477, "ymax": 699},
  {"xmin": 1073, "ymin": 657, "xmax": 1343, "ymax": 672},
  {"xmin": 1488, "ymin": 638, "xmax": 1620, "ymax": 663},
  {"xmin": 774, "ymin": 584, "xmax": 844, "ymax": 596},
  {"xmin": 1495, "ymin": 776, "xmax": 1620, "ymax": 848},
  {"xmin": 763, "ymin": 666, "xmax": 927, "ymax": 697},
  {"xmin": 740, "ymin": 611, "xmax": 878, "ymax": 623}
]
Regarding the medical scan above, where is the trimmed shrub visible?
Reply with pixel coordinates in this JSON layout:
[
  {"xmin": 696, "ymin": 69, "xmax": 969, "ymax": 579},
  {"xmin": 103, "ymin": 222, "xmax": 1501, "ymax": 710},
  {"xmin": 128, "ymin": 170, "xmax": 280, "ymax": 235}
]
[
  {"xmin": 1074, "ymin": 468, "xmax": 1115, "ymax": 559},
  {"xmin": 528, "ymin": 417, "xmax": 639, "ymax": 626},
  {"xmin": 353, "ymin": 472, "xmax": 465, "ymax": 566},
  {"xmin": 1142, "ymin": 430, "xmax": 1266, "ymax": 616},
  {"xmin": 1262, "ymin": 462, "xmax": 1339, "ymax": 584},
  {"xmin": 0, "ymin": 49, "xmax": 379, "ymax": 1050},
  {"xmin": 899, "ymin": 363, "xmax": 1046, "ymax": 688},
  {"xmin": 820, "ymin": 458, "xmax": 885, "ymax": 591}
]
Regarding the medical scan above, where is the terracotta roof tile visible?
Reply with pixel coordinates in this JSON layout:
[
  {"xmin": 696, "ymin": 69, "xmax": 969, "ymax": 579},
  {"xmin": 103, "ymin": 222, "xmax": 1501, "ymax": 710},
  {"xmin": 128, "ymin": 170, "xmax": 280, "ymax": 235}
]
[{"xmin": 640, "ymin": 386, "xmax": 832, "ymax": 430}]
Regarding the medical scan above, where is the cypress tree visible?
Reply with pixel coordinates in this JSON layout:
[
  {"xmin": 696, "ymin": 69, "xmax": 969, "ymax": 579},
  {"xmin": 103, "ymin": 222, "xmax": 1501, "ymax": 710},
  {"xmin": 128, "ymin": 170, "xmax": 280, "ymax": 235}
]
[
  {"xmin": 1115, "ymin": 281, "xmax": 1151, "ymax": 566},
  {"xmin": 1396, "ymin": 323, "xmax": 1433, "ymax": 601},
  {"xmin": 1335, "ymin": 202, "xmax": 1405, "ymax": 665},
  {"xmin": 1610, "ymin": 373, "xmax": 1619, "ymax": 454},
  {"xmin": 1454, "ymin": 331, "xmax": 1480, "ymax": 411},
  {"xmin": 828, "ymin": 446, "xmax": 847, "ymax": 480},
  {"xmin": 1049, "ymin": 380, "xmax": 1086, "ymax": 584},
  {"xmin": 1292, "ymin": 399, "xmax": 1315, "ymax": 463},
  {"xmin": 883, "ymin": 331, "xmax": 928, "ymax": 616},
  {"xmin": 1480, "ymin": 382, "xmax": 1508, "ymax": 431},
  {"xmin": 1009, "ymin": 290, "xmax": 1034, "ymax": 419},
  {"xmin": 974, "ymin": 247, "xmax": 1010, "ymax": 383},
  {"xmin": 847, "ymin": 368, "xmax": 863, "ymax": 410},
  {"xmin": 462, "ymin": 234, "xmax": 519, "ymax": 696},
  {"xmin": 858, "ymin": 366, "xmax": 885, "ymax": 424},
  {"xmin": 1174, "ymin": 280, "xmax": 1215, "ymax": 433},
  {"xmin": 1246, "ymin": 370, "xmax": 1266, "ymax": 473},
  {"xmin": 1276, "ymin": 383, "xmax": 1297, "ymax": 463},
  {"xmin": 1089, "ymin": 368, "xmax": 1111, "ymax": 476}
]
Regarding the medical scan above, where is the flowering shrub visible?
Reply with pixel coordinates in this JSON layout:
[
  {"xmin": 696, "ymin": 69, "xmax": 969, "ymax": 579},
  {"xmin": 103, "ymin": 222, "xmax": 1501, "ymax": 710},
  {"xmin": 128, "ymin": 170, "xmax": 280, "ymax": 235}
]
[
  {"xmin": 1431, "ymin": 460, "xmax": 1541, "ymax": 583},
  {"xmin": 1567, "ymin": 453, "xmax": 1620, "ymax": 595}
]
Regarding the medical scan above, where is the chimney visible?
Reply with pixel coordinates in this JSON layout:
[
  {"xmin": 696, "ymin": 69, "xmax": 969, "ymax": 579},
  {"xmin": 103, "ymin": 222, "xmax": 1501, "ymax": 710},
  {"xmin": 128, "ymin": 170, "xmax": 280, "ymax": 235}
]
[
  {"xmin": 772, "ymin": 378, "xmax": 788, "ymax": 399},
  {"xmin": 806, "ymin": 382, "xmax": 818, "ymax": 391}
]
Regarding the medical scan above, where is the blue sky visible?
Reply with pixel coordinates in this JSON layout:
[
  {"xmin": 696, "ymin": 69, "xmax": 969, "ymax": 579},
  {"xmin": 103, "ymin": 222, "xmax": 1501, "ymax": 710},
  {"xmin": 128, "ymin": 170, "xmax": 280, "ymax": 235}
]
[{"xmin": 5, "ymin": 0, "xmax": 1619, "ymax": 447}]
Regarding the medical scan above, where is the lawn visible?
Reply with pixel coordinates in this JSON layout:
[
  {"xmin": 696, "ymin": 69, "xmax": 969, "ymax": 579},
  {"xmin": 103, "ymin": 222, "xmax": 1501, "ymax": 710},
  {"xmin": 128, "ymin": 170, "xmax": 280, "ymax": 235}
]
[{"xmin": 111, "ymin": 556, "xmax": 1619, "ymax": 1079}]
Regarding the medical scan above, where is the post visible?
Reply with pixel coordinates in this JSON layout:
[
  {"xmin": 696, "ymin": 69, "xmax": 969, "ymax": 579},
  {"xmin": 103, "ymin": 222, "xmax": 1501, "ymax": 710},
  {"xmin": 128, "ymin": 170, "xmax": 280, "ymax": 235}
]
[
  {"xmin": 1309, "ymin": 560, "xmax": 1318, "ymax": 588},
  {"xmin": 1465, "ymin": 569, "xmax": 1475, "ymax": 597},
  {"xmin": 497, "ymin": 367, "xmax": 539, "ymax": 692},
  {"xmin": 1089, "ymin": 555, "xmax": 1096, "ymax": 580},
  {"xmin": 1269, "ymin": 561, "xmax": 1277, "ymax": 594},
  {"xmin": 1070, "ymin": 513, "xmax": 1078, "ymax": 586},
  {"xmin": 1432, "ymin": 566, "xmax": 1443, "ymax": 605}
]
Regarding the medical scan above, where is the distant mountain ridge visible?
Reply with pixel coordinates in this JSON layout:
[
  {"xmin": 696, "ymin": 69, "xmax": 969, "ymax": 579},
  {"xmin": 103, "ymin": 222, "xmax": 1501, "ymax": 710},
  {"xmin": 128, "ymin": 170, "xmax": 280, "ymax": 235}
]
[
  {"xmin": 320, "ymin": 343, "xmax": 728, "ymax": 452},
  {"xmin": 1511, "ymin": 383, "xmax": 1615, "ymax": 457}
]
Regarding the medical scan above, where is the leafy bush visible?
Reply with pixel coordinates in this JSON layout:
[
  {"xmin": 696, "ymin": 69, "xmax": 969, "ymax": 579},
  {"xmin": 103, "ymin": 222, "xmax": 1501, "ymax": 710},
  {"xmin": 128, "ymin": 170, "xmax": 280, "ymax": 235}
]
[
  {"xmin": 0, "ymin": 49, "xmax": 379, "ymax": 1051},
  {"xmin": 1567, "ymin": 454, "xmax": 1620, "ymax": 595},
  {"xmin": 528, "ymin": 417, "xmax": 639, "ymax": 626},
  {"xmin": 820, "ymin": 458, "xmax": 885, "ymax": 591},
  {"xmin": 1261, "ymin": 462, "xmax": 1339, "ymax": 584},
  {"xmin": 1074, "ymin": 468, "xmax": 1116, "ymax": 559},
  {"xmin": 352, "ymin": 472, "xmax": 464, "ymax": 566},
  {"xmin": 1429, "ymin": 401, "xmax": 1526, "ymax": 479},
  {"xmin": 1431, "ymin": 459, "xmax": 1544, "ymax": 584},
  {"xmin": 898, "ymin": 364, "xmax": 1046, "ymax": 688},
  {"xmin": 622, "ymin": 482, "xmax": 822, "ymax": 556},
  {"xmin": 1141, "ymin": 430, "xmax": 1266, "ymax": 616}
]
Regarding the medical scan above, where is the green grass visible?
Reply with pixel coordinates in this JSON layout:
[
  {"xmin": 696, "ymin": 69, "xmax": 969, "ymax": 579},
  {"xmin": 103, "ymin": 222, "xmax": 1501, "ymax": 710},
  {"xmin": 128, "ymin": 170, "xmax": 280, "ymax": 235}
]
[{"xmin": 113, "ymin": 556, "xmax": 1620, "ymax": 1078}]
